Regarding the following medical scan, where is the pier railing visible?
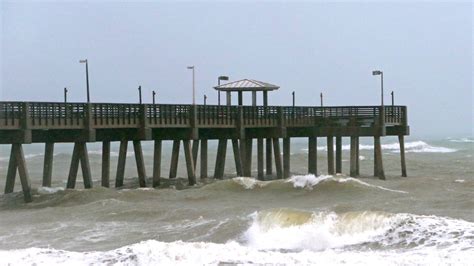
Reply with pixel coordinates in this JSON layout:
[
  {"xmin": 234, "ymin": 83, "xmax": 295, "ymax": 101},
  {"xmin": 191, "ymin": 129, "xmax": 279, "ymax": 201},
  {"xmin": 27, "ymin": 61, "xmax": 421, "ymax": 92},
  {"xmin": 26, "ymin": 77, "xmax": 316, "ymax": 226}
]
[{"xmin": 0, "ymin": 102, "xmax": 407, "ymax": 130}]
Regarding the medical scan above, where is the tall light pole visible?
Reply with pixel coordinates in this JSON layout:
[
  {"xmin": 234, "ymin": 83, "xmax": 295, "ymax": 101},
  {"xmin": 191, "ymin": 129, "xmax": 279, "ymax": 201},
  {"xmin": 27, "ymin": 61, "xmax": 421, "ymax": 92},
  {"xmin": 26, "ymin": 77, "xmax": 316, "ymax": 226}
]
[
  {"xmin": 372, "ymin": 70, "xmax": 384, "ymax": 107},
  {"xmin": 138, "ymin": 85, "xmax": 142, "ymax": 104},
  {"xmin": 217, "ymin": 76, "xmax": 229, "ymax": 106},
  {"xmin": 187, "ymin": 66, "xmax": 195, "ymax": 105},
  {"xmin": 152, "ymin": 90, "xmax": 156, "ymax": 105},
  {"xmin": 320, "ymin": 92, "xmax": 323, "ymax": 107},
  {"xmin": 292, "ymin": 91, "xmax": 295, "ymax": 107},
  {"xmin": 391, "ymin": 90, "xmax": 394, "ymax": 106},
  {"xmin": 79, "ymin": 59, "xmax": 90, "ymax": 103},
  {"xmin": 204, "ymin": 94, "xmax": 207, "ymax": 105},
  {"xmin": 64, "ymin": 87, "xmax": 68, "ymax": 103}
]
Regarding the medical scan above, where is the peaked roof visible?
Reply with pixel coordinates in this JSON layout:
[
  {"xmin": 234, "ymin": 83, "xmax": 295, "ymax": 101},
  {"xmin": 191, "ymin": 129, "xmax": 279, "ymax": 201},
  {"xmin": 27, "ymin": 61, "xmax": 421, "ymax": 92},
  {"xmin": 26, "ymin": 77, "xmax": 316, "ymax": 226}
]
[{"xmin": 214, "ymin": 79, "xmax": 280, "ymax": 91}]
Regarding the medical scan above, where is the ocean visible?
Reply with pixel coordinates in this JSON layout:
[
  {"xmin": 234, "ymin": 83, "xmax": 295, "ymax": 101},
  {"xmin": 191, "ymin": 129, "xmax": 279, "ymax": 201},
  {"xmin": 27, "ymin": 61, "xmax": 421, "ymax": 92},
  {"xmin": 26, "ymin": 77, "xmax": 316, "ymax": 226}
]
[{"xmin": 0, "ymin": 136, "xmax": 473, "ymax": 265}]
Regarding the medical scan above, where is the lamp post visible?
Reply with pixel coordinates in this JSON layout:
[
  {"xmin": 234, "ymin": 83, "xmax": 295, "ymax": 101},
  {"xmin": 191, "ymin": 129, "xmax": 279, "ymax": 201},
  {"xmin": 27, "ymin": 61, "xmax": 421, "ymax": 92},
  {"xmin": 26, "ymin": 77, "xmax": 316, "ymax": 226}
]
[
  {"xmin": 292, "ymin": 91, "xmax": 295, "ymax": 107},
  {"xmin": 64, "ymin": 87, "xmax": 68, "ymax": 103},
  {"xmin": 138, "ymin": 86, "xmax": 142, "ymax": 104},
  {"xmin": 204, "ymin": 94, "xmax": 207, "ymax": 105},
  {"xmin": 372, "ymin": 70, "xmax": 384, "ymax": 107},
  {"xmin": 79, "ymin": 59, "xmax": 90, "ymax": 103},
  {"xmin": 391, "ymin": 91, "xmax": 394, "ymax": 106},
  {"xmin": 320, "ymin": 92, "xmax": 323, "ymax": 107},
  {"xmin": 187, "ymin": 66, "xmax": 195, "ymax": 105},
  {"xmin": 217, "ymin": 76, "xmax": 229, "ymax": 106},
  {"xmin": 152, "ymin": 90, "xmax": 156, "ymax": 105}
]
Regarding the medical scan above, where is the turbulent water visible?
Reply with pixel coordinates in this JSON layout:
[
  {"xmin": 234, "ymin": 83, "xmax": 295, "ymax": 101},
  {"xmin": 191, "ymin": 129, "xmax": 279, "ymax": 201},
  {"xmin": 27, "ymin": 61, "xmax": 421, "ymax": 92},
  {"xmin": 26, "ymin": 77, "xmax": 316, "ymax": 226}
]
[{"xmin": 0, "ymin": 136, "xmax": 473, "ymax": 265}]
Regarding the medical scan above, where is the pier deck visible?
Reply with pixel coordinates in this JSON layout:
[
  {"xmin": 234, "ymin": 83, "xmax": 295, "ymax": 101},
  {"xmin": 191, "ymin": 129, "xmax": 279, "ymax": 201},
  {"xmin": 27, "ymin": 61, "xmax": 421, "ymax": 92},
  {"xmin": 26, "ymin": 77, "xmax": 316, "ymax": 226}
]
[{"xmin": 0, "ymin": 102, "xmax": 409, "ymax": 202}]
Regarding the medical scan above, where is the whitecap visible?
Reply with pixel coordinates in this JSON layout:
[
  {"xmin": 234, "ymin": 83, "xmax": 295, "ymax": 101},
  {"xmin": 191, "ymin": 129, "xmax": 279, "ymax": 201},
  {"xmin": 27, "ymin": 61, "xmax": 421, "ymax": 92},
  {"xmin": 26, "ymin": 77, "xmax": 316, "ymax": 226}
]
[{"xmin": 37, "ymin": 186, "xmax": 65, "ymax": 195}]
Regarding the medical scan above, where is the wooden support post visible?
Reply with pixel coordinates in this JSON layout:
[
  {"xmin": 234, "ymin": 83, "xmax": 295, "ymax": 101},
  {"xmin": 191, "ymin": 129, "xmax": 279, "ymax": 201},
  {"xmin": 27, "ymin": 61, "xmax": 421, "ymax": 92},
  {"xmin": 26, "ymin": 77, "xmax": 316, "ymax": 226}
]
[
  {"xmin": 399, "ymin": 135, "xmax": 407, "ymax": 177},
  {"xmin": 115, "ymin": 140, "xmax": 128, "ymax": 187},
  {"xmin": 101, "ymin": 141, "xmax": 110, "ymax": 187},
  {"xmin": 4, "ymin": 144, "xmax": 32, "ymax": 202},
  {"xmin": 200, "ymin": 139, "xmax": 208, "ymax": 179},
  {"xmin": 308, "ymin": 137, "xmax": 317, "ymax": 175},
  {"xmin": 79, "ymin": 142, "xmax": 93, "ymax": 189},
  {"xmin": 252, "ymin": 91, "xmax": 257, "ymax": 106},
  {"xmin": 231, "ymin": 139, "xmax": 243, "ymax": 176},
  {"xmin": 133, "ymin": 140, "xmax": 147, "ymax": 187},
  {"xmin": 4, "ymin": 145, "xmax": 17, "ymax": 193},
  {"xmin": 14, "ymin": 144, "xmax": 32, "ymax": 202},
  {"xmin": 283, "ymin": 137, "xmax": 290, "ymax": 178},
  {"xmin": 67, "ymin": 143, "xmax": 81, "ymax": 189},
  {"xmin": 350, "ymin": 136, "xmax": 358, "ymax": 177},
  {"xmin": 273, "ymin": 138, "xmax": 283, "ymax": 179},
  {"xmin": 257, "ymin": 138, "xmax": 264, "ymax": 180},
  {"xmin": 42, "ymin": 142, "xmax": 54, "ymax": 187},
  {"xmin": 192, "ymin": 140, "xmax": 199, "ymax": 171},
  {"xmin": 374, "ymin": 136, "xmax": 385, "ymax": 180},
  {"xmin": 169, "ymin": 140, "xmax": 180, "ymax": 179},
  {"xmin": 335, "ymin": 136, "xmax": 342, "ymax": 174},
  {"xmin": 214, "ymin": 139, "xmax": 227, "ymax": 179},
  {"xmin": 243, "ymin": 138, "xmax": 253, "ymax": 177},
  {"xmin": 356, "ymin": 137, "xmax": 360, "ymax": 176},
  {"xmin": 238, "ymin": 91, "xmax": 243, "ymax": 106},
  {"xmin": 327, "ymin": 136, "xmax": 335, "ymax": 175},
  {"xmin": 153, "ymin": 140, "xmax": 162, "ymax": 187},
  {"xmin": 266, "ymin": 138, "xmax": 272, "ymax": 175},
  {"xmin": 183, "ymin": 140, "xmax": 196, "ymax": 185}
]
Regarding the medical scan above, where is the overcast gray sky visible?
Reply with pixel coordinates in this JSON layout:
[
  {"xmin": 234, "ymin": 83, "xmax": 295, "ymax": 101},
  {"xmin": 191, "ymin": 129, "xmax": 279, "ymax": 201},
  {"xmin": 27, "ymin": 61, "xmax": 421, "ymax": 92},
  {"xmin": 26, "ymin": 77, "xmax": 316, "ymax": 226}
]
[{"xmin": 1, "ymin": 1, "xmax": 472, "ymax": 137}]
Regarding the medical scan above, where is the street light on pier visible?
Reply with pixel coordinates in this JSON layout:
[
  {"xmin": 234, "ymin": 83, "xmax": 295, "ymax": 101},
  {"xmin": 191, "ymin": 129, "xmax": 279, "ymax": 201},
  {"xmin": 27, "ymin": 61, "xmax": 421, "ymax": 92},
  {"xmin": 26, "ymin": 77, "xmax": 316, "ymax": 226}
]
[
  {"xmin": 391, "ymin": 90, "xmax": 394, "ymax": 106},
  {"xmin": 320, "ymin": 92, "xmax": 323, "ymax": 107},
  {"xmin": 64, "ymin": 87, "xmax": 68, "ymax": 103},
  {"xmin": 217, "ymin": 76, "xmax": 229, "ymax": 106},
  {"xmin": 204, "ymin": 94, "xmax": 207, "ymax": 105},
  {"xmin": 152, "ymin": 90, "xmax": 156, "ymax": 105},
  {"xmin": 372, "ymin": 70, "xmax": 384, "ymax": 107},
  {"xmin": 292, "ymin": 91, "xmax": 295, "ymax": 107},
  {"xmin": 79, "ymin": 59, "xmax": 90, "ymax": 103},
  {"xmin": 187, "ymin": 66, "xmax": 195, "ymax": 105},
  {"xmin": 138, "ymin": 86, "xmax": 142, "ymax": 104}
]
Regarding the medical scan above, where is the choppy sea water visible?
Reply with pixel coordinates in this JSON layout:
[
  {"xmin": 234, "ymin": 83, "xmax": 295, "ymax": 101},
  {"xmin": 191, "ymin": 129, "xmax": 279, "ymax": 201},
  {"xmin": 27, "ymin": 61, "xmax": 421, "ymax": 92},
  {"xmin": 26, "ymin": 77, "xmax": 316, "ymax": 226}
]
[{"xmin": 0, "ymin": 136, "xmax": 473, "ymax": 265}]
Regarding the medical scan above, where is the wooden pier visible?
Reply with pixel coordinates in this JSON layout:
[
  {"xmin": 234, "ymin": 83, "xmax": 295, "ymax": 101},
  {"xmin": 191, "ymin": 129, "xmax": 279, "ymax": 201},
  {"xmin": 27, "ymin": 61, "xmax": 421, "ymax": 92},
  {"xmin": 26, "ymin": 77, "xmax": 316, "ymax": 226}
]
[{"xmin": 0, "ymin": 101, "xmax": 409, "ymax": 202}]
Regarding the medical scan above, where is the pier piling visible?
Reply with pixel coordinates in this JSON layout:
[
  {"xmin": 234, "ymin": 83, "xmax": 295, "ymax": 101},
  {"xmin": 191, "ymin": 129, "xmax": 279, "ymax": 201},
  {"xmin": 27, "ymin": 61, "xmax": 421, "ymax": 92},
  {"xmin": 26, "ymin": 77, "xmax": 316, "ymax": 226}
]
[
  {"xmin": 399, "ymin": 135, "xmax": 407, "ymax": 177},
  {"xmin": 257, "ymin": 138, "xmax": 264, "ymax": 180},
  {"xmin": 273, "ymin": 138, "xmax": 283, "ymax": 179},
  {"xmin": 283, "ymin": 137, "xmax": 290, "ymax": 178},
  {"xmin": 231, "ymin": 139, "xmax": 243, "ymax": 176},
  {"xmin": 335, "ymin": 136, "xmax": 342, "ymax": 174},
  {"xmin": 115, "ymin": 140, "xmax": 128, "ymax": 187},
  {"xmin": 133, "ymin": 140, "xmax": 147, "ymax": 187},
  {"xmin": 327, "ymin": 136, "xmax": 335, "ymax": 175},
  {"xmin": 266, "ymin": 138, "xmax": 273, "ymax": 176},
  {"xmin": 153, "ymin": 140, "xmax": 162, "ymax": 187},
  {"xmin": 101, "ymin": 141, "xmax": 110, "ymax": 187},
  {"xmin": 5, "ymin": 144, "xmax": 32, "ymax": 202},
  {"xmin": 374, "ymin": 136, "xmax": 385, "ymax": 179},
  {"xmin": 200, "ymin": 139, "xmax": 208, "ymax": 179},
  {"xmin": 183, "ymin": 140, "xmax": 196, "ymax": 185},
  {"xmin": 308, "ymin": 137, "xmax": 317, "ymax": 175},
  {"xmin": 169, "ymin": 140, "xmax": 180, "ymax": 179},
  {"xmin": 42, "ymin": 142, "xmax": 54, "ymax": 187}
]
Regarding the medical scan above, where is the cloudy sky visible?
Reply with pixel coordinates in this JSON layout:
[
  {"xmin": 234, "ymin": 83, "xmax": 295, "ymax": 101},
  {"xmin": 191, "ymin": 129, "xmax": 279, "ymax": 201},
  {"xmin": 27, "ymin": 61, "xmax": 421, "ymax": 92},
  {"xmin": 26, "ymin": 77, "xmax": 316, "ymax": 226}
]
[{"xmin": 1, "ymin": 1, "xmax": 472, "ymax": 137}]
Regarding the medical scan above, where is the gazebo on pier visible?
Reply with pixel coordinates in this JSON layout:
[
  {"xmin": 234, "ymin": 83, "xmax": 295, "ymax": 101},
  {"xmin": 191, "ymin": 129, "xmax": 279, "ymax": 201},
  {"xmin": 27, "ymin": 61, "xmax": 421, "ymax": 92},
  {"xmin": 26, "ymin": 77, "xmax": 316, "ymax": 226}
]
[{"xmin": 213, "ymin": 79, "xmax": 279, "ymax": 106}]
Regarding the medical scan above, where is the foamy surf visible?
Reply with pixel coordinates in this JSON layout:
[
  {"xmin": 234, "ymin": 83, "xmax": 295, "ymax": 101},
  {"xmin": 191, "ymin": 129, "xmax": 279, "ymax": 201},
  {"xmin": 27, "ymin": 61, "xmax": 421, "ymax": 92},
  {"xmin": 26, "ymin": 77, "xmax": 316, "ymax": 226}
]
[
  {"xmin": 2, "ymin": 210, "xmax": 473, "ymax": 265},
  {"xmin": 286, "ymin": 174, "xmax": 408, "ymax": 194},
  {"xmin": 301, "ymin": 140, "xmax": 457, "ymax": 153}
]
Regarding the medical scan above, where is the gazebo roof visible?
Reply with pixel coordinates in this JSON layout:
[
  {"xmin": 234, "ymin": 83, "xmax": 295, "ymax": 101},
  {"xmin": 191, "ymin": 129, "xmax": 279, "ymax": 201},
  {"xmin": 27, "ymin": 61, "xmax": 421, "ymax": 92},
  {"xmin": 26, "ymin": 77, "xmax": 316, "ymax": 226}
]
[{"xmin": 214, "ymin": 79, "xmax": 279, "ymax": 92}]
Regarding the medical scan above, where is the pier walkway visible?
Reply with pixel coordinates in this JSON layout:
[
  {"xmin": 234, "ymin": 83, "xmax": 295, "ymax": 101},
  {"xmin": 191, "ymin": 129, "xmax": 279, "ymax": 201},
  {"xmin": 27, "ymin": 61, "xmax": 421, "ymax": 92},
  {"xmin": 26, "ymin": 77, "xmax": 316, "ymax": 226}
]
[{"xmin": 0, "ymin": 102, "xmax": 409, "ymax": 202}]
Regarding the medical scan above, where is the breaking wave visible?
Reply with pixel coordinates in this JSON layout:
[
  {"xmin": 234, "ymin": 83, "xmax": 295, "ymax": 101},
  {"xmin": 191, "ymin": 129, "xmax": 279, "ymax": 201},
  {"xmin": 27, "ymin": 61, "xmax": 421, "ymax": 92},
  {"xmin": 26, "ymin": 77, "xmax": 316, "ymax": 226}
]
[
  {"xmin": 2, "ymin": 210, "xmax": 473, "ymax": 265},
  {"xmin": 303, "ymin": 140, "xmax": 457, "ymax": 153}
]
